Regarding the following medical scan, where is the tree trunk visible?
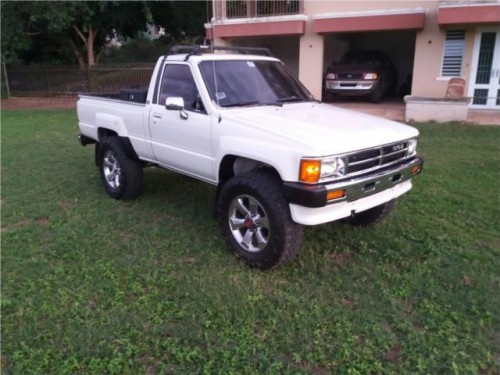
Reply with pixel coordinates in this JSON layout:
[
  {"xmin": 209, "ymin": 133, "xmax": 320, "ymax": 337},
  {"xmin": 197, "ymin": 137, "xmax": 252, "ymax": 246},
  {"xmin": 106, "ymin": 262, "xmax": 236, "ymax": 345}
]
[
  {"xmin": 69, "ymin": 38, "xmax": 86, "ymax": 69},
  {"xmin": 87, "ymin": 25, "xmax": 96, "ymax": 66},
  {"xmin": 72, "ymin": 23, "xmax": 99, "ymax": 67}
]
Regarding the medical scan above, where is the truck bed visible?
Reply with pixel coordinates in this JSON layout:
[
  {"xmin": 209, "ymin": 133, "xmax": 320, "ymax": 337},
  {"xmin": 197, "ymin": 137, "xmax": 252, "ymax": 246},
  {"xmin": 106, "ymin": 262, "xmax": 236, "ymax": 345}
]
[
  {"xmin": 77, "ymin": 94, "xmax": 152, "ymax": 159},
  {"xmin": 84, "ymin": 88, "xmax": 149, "ymax": 104}
]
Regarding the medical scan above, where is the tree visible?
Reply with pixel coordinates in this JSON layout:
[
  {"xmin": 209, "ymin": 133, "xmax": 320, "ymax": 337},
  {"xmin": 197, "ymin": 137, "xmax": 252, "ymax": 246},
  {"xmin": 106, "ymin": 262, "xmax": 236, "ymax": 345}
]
[
  {"xmin": 1, "ymin": 1, "xmax": 209, "ymax": 67},
  {"xmin": 1, "ymin": 1, "xmax": 149, "ymax": 67},
  {"xmin": 148, "ymin": 1, "xmax": 208, "ymax": 43}
]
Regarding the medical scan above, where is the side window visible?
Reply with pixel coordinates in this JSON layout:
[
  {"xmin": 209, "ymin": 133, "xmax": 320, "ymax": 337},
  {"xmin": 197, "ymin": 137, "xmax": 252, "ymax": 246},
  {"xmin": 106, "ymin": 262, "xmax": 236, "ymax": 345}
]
[
  {"xmin": 158, "ymin": 64, "xmax": 204, "ymax": 112},
  {"xmin": 441, "ymin": 29, "xmax": 466, "ymax": 77}
]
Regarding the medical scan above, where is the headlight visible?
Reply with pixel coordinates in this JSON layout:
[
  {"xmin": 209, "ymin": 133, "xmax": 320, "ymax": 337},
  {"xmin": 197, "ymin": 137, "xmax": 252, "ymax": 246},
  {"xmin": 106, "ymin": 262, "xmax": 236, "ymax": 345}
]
[
  {"xmin": 300, "ymin": 157, "xmax": 346, "ymax": 183},
  {"xmin": 408, "ymin": 138, "xmax": 418, "ymax": 155},
  {"xmin": 326, "ymin": 73, "xmax": 336, "ymax": 80},
  {"xmin": 321, "ymin": 157, "xmax": 346, "ymax": 179},
  {"xmin": 363, "ymin": 72, "xmax": 378, "ymax": 80}
]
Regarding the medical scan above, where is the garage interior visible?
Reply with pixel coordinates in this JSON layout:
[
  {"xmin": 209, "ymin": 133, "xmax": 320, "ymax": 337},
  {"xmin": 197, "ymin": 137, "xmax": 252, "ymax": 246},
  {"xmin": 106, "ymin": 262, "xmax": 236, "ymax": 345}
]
[{"xmin": 323, "ymin": 30, "xmax": 417, "ymax": 103}]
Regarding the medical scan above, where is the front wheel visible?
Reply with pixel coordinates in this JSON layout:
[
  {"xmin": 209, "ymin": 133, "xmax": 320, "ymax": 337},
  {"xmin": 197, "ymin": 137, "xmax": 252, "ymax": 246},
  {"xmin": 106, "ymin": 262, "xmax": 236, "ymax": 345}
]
[
  {"xmin": 97, "ymin": 137, "xmax": 143, "ymax": 200},
  {"xmin": 370, "ymin": 82, "xmax": 384, "ymax": 103},
  {"xmin": 323, "ymin": 90, "xmax": 335, "ymax": 103},
  {"xmin": 217, "ymin": 169, "xmax": 303, "ymax": 269}
]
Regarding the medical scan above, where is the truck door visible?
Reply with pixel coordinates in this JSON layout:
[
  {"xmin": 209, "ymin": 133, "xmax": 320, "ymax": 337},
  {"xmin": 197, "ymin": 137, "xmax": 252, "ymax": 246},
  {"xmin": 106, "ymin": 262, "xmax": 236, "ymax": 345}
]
[{"xmin": 149, "ymin": 63, "xmax": 214, "ymax": 181}]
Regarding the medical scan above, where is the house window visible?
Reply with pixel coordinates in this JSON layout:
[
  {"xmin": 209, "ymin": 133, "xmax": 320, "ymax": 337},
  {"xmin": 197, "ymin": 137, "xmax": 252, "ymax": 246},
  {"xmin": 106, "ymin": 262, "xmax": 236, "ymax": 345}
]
[{"xmin": 441, "ymin": 29, "xmax": 466, "ymax": 77}]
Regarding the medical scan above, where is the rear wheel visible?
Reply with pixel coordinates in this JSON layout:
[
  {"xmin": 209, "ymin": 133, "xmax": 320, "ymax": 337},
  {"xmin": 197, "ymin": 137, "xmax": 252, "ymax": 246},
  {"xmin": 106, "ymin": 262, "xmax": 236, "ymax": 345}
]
[
  {"xmin": 217, "ymin": 169, "xmax": 303, "ymax": 269},
  {"xmin": 342, "ymin": 200, "xmax": 396, "ymax": 226},
  {"xmin": 97, "ymin": 137, "xmax": 143, "ymax": 199}
]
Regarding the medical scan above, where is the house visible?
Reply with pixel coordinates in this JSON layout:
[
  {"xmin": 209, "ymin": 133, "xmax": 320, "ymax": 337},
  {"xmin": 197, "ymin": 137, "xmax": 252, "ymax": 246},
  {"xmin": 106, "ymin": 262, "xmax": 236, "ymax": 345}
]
[{"xmin": 205, "ymin": 0, "xmax": 500, "ymax": 123}]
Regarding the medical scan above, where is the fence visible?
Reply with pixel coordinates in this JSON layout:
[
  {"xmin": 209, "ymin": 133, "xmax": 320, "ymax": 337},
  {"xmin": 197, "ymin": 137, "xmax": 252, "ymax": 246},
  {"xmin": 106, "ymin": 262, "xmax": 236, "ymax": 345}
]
[
  {"xmin": 3, "ymin": 63, "xmax": 155, "ymax": 97},
  {"xmin": 225, "ymin": 0, "xmax": 302, "ymax": 19},
  {"xmin": 1, "ymin": 64, "xmax": 9, "ymax": 98}
]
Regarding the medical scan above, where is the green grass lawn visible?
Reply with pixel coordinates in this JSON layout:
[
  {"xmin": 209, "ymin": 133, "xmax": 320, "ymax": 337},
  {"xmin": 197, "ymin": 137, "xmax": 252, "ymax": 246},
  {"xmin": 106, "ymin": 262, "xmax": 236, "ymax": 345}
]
[{"xmin": 1, "ymin": 109, "xmax": 499, "ymax": 374}]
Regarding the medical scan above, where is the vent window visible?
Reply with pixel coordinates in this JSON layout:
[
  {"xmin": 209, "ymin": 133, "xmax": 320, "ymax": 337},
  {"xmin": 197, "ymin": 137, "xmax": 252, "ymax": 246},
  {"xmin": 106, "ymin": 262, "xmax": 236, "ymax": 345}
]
[{"xmin": 441, "ymin": 29, "xmax": 466, "ymax": 77}]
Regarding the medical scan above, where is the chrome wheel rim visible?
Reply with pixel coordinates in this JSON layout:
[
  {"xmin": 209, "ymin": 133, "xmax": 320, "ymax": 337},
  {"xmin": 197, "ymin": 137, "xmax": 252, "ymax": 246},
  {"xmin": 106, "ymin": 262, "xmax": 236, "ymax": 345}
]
[
  {"xmin": 228, "ymin": 194, "xmax": 270, "ymax": 253},
  {"xmin": 102, "ymin": 150, "xmax": 122, "ymax": 190}
]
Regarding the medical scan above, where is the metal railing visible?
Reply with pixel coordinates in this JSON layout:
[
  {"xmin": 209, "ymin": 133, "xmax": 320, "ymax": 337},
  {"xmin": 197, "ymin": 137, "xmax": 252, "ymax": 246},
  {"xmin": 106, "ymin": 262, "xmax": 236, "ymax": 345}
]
[
  {"xmin": 224, "ymin": 0, "xmax": 302, "ymax": 19},
  {"xmin": 4, "ymin": 63, "xmax": 155, "ymax": 97}
]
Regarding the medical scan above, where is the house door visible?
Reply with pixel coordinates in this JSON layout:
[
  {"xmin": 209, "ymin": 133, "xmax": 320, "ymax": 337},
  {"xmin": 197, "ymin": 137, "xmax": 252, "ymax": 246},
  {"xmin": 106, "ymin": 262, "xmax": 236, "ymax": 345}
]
[{"xmin": 468, "ymin": 28, "xmax": 500, "ymax": 109}]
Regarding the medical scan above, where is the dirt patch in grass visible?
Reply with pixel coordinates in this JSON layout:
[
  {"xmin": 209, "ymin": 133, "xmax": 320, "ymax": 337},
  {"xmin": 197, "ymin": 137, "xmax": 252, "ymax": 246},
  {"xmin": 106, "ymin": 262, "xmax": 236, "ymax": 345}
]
[
  {"xmin": 35, "ymin": 217, "xmax": 50, "ymax": 225},
  {"xmin": 1, "ymin": 97, "xmax": 77, "ymax": 110},
  {"xmin": 327, "ymin": 251, "xmax": 352, "ymax": 267}
]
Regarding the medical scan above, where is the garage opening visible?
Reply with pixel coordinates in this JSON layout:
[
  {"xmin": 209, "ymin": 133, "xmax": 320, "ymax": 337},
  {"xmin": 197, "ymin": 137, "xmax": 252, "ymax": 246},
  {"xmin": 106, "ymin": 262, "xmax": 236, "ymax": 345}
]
[{"xmin": 322, "ymin": 30, "xmax": 416, "ymax": 104}]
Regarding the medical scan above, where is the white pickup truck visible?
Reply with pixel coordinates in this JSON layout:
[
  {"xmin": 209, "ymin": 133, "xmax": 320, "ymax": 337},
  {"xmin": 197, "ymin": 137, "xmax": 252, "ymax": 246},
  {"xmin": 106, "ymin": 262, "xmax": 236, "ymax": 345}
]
[{"xmin": 77, "ymin": 45, "xmax": 423, "ymax": 269}]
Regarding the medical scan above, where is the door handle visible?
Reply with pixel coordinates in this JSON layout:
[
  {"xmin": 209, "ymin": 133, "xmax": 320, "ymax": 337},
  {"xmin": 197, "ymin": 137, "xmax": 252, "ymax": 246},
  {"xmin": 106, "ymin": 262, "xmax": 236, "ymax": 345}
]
[{"xmin": 152, "ymin": 113, "xmax": 162, "ymax": 119}]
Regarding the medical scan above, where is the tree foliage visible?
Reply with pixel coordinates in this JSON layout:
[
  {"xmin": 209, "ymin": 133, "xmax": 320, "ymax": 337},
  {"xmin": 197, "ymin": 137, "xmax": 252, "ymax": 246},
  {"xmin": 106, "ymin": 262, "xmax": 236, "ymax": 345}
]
[
  {"xmin": 1, "ymin": 1, "xmax": 150, "ymax": 67},
  {"xmin": 1, "ymin": 1, "xmax": 209, "ymax": 67},
  {"xmin": 148, "ymin": 1, "xmax": 208, "ymax": 42}
]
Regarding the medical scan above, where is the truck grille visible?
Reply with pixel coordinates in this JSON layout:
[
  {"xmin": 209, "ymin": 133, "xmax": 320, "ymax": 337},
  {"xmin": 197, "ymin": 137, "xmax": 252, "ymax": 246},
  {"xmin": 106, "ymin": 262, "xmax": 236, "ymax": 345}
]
[{"xmin": 345, "ymin": 141, "xmax": 410, "ymax": 177}]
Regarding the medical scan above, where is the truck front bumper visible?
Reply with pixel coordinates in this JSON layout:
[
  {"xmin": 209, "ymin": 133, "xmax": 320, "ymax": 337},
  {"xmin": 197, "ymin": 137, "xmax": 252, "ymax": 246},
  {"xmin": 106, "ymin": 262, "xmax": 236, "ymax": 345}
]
[
  {"xmin": 325, "ymin": 80, "xmax": 378, "ymax": 95},
  {"xmin": 283, "ymin": 157, "xmax": 423, "ymax": 225}
]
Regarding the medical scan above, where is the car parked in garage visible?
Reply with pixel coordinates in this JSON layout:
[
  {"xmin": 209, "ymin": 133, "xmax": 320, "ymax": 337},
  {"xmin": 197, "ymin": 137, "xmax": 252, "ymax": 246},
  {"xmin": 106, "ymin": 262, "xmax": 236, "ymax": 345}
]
[{"xmin": 324, "ymin": 51, "xmax": 397, "ymax": 103}]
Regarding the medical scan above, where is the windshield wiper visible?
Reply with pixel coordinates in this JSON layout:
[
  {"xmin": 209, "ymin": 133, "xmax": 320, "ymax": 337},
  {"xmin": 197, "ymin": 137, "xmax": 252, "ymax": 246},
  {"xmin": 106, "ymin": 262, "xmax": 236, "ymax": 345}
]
[
  {"xmin": 221, "ymin": 101, "xmax": 282, "ymax": 108},
  {"xmin": 276, "ymin": 96, "xmax": 306, "ymax": 103},
  {"xmin": 257, "ymin": 102, "xmax": 283, "ymax": 107},
  {"xmin": 221, "ymin": 101, "xmax": 259, "ymax": 108}
]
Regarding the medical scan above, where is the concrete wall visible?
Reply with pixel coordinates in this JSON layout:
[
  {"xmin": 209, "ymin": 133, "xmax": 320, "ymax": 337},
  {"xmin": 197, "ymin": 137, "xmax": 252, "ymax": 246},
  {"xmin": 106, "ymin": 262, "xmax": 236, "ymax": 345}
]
[
  {"xmin": 298, "ymin": 20, "xmax": 324, "ymax": 98},
  {"xmin": 409, "ymin": 7, "xmax": 477, "ymax": 98},
  {"xmin": 405, "ymin": 97, "xmax": 470, "ymax": 122}
]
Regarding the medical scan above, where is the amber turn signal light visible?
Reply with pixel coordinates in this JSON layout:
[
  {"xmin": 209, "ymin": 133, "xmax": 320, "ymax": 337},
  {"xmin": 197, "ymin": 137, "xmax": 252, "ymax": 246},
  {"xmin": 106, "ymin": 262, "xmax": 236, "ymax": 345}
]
[
  {"xmin": 299, "ymin": 159, "xmax": 321, "ymax": 183},
  {"xmin": 411, "ymin": 164, "xmax": 422, "ymax": 175},
  {"xmin": 327, "ymin": 189, "xmax": 346, "ymax": 201}
]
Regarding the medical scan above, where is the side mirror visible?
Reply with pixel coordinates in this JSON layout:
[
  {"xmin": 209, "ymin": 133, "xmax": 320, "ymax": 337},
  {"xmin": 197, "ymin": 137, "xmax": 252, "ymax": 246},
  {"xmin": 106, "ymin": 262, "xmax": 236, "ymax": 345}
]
[{"xmin": 165, "ymin": 97, "xmax": 185, "ymax": 110}]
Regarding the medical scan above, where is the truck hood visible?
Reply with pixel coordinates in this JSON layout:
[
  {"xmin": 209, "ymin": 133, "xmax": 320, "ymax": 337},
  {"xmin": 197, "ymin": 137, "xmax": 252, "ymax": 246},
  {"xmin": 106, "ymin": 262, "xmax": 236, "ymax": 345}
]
[
  {"xmin": 330, "ymin": 64, "xmax": 383, "ymax": 74},
  {"xmin": 220, "ymin": 102, "xmax": 418, "ymax": 156}
]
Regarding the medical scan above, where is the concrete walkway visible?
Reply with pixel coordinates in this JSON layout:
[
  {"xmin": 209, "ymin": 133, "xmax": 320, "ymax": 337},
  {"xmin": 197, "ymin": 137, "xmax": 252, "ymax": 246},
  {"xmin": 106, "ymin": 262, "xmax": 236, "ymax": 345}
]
[
  {"xmin": 330, "ymin": 97, "xmax": 499, "ymax": 125},
  {"xmin": 331, "ymin": 98, "xmax": 406, "ymax": 122},
  {"xmin": 466, "ymin": 109, "xmax": 500, "ymax": 126}
]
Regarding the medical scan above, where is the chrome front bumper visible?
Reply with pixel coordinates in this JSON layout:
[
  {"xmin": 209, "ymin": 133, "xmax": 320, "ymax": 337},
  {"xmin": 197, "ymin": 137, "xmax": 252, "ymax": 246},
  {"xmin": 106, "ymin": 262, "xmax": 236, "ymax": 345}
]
[{"xmin": 284, "ymin": 157, "xmax": 423, "ymax": 208}]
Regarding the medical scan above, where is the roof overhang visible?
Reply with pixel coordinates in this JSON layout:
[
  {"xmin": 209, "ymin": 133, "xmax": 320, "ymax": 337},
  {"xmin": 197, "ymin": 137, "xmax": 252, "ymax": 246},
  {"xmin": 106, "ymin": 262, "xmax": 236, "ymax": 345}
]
[
  {"xmin": 206, "ymin": 15, "xmax": 307, "ymax": 39},
  {"xmin": 438, "ymin": 3, "xmax": 500, "ymax": 25},
  {"xmin": 313, "ymin": 8, "xmax": 427, "ymax": 33}
]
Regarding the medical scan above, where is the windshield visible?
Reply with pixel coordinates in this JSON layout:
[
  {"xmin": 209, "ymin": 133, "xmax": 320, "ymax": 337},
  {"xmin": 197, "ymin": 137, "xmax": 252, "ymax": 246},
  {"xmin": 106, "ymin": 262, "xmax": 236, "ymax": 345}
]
[
  {"xmin": 339, "ymin": 52, "xmax": 386, "ymax": 65},
  {"xmin": 199, "ymin": 60, "xmax": 314, "ymax": 107}
]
